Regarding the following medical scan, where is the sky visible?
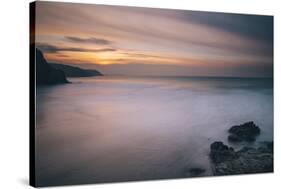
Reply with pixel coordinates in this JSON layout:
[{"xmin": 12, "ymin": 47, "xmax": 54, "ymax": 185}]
[{"xmin": 35, "ymin": 1, "xmax": 273, "ymax": 77}]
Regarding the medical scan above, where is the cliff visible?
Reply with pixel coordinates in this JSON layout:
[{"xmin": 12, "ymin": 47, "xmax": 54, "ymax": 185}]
[
  {"xmin": 50, "ymin": 63, "xmax": 103, "ymax": 77},
  {"xmin": 36, "ymin": 49, "xmax": 68, "ymax": 85}
]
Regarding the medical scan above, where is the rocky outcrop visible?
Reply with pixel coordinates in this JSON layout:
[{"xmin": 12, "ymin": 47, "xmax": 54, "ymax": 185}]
[
  {"xmin": 228, "ymin": 121, "xmax": 260, "ymax": 142},
  {"xmin": 210, "ymin": 122, "xmax": 272, "ymax": 175},
  {"xmin": 50, "ymin": 63, "xmax": 103, "ymax": 77},
  {"xmin": 182, "ymin": 166, "xmax": 206, "ymax": 177},
  {"xmin": 188, "ymin": 168, "xmax": 206, "ymax": 177},
  {"xmin": 210, "ymin": 141, "xmax": 273, "ymax": 175},
  {"xmin": 36, "ymin": 49, "xmax": 68, "ymax": 85},
  {"xmin": 210, "ymin": 142, "xmax": 237, "ymax": 163}
]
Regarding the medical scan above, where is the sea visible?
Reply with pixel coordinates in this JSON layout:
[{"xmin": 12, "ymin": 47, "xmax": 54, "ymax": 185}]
[{"xmin": 35, "ymin": 76, "xmax": 273, "ymax": 186}]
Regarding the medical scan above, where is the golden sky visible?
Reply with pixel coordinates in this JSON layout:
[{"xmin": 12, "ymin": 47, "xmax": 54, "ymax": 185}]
[{"xmin": 34, "ymin": 1, "xmax": 273, "ymax": 77}]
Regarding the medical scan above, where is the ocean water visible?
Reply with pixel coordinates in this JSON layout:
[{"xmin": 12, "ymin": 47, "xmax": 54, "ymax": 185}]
[{"xmin": 35, "ymin": 76, "xmax": 273, "ymax": 186}]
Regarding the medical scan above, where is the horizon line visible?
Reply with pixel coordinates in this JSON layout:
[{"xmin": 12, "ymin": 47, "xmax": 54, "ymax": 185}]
[{"xmin": 100, "ymin": 74, "xmax": 273, "ymax": 79}]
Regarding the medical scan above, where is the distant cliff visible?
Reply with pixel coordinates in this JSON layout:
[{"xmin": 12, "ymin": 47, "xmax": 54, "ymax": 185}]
[
  {"xmin": 36, "ymin": 49, "xmax": 68, "ymax": 85},
  {"xmin": 50, "ymin": 63, "xmax": 103, "ymax": 77}
]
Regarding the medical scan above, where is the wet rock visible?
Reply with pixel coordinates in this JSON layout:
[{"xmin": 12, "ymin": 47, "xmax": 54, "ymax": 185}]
[
  {"xmin": 189, "ymin": 168, "xmax": 206, "ymax": 177},
  {"xmin": 210, "ymin": 141, "xmax": 273, "ymax": 175},
  {"xmin": 228, "ymin": 121, "xmax": 260, "ymax": 142},
  {"xmin": 182, "ymin": 166, "xmax": 206, "ymax": 177},
  {"xmin": 210, "ymin": 142, "xmax": 237, "ymax": 163}
]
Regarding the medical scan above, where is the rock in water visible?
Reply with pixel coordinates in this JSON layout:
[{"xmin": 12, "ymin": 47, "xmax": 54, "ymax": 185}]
[
  {"xmin": 182, "ymin": 166, "xmax": 206, "ymax": 177},
  {"xmin": 210, "ymin": 141, "xmax": 273, "ymax": 175},
  {"xmin": 210, "ymin": 142, "xmax": 236, "ymax": 163},
  {"xmin": 35, "ymin": 48, "xmax": 68, "ymax": 85},
  {"xmin": 189, "ymin": 168, "xmax": 206, "ymax": 177},
  {"xmin": 228, "ymin": 121, "xmax": 260, "ymax": 142}
]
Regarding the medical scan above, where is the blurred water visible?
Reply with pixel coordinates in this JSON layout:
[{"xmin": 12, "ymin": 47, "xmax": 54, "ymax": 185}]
[{"xmin": 35, "ymin": 76, "xmax": 273, "ymax": 186}]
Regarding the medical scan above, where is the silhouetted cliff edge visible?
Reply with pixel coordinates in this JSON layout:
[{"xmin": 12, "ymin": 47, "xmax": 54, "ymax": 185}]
[
  {"xmin": 50, "ymin": 63, "xmax": 103, "ymax": 77},
  {"xmin": 36, "ymin": 48, "xmax": 68, "ymax": 85}
]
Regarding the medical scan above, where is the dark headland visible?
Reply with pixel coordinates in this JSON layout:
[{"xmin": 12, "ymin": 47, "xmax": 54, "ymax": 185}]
[
  {"xmin": 36, "ymin": 48, "xmax": 68, "ymax": 85},
  {"xmin": 35, "ymin": 48, "xmax": 103, "ymax": 85},
  {"xmin": 50, "ymin": 63, "xmax": 103, "ymax": 77}
]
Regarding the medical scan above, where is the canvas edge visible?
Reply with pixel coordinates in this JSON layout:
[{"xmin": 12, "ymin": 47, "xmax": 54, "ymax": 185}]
[{"xmin": 29, "ymin": 1, "xmax": 36, "ymax": 187}]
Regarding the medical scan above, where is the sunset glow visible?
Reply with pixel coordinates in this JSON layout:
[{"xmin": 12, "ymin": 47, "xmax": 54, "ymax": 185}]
[{"xmin": 35, "ymin": 2, "xmax": 273, "ymax": 77}]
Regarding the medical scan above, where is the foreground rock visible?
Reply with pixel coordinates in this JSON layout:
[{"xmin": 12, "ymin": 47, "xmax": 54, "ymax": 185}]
[
  {"xmin": 210, "ymin": 142, "xmax": 237, "ymax": 163},
  {"xmin": 182, "ymin": 166, "xmax": 206, "ymax": 177},
  {"xmin": 188, "ymin": 168, "xmax": 206, "ymax": 177},
  {"xmin": 228, "ymin": 121, "xmax": 260, "ymax": 142},
  {"xmin": 210, "ymin": 141, "xmax": 273, "ymax": 175},
  {"xmin": 36, "ymin": 48, "xmax": 68, "ymax": 85},
  {"xmin": 50, "ymin": 63, "xmax": 103, "ymax": 77}
]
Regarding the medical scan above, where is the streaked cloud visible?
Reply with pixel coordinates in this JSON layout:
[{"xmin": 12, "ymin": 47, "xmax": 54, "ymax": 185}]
[
  {"xmin": 37, "ymin": 43, "xmax": 116, "ymax": 53},
  {"xmin": 65, "ymin": 36, "xmax": 112, "ymax": 45},
  {"xmin": 180, "ymin": 11, "xmax": 273, "ymax": 45},
  {"xmin": 34, "ymin": 1, "xmax": 273, "ymax": 77}
]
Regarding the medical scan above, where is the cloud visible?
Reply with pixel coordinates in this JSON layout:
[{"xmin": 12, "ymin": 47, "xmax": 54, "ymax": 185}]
[
  {"xmin": 120, "ymin": 52, "xmax": 167, "ymax": 59},
  {"xmin": 180, "ymin": 11, "xmax": 273, "ymax": 45},
  {"xmin": 56, "ymin": 54, "xmax": 70, "ymax": 58},
  {"xmin": 35, "ymin": 2, "xmax": 273, "ymax": 77},
  {"xmin": 36, "ymin": 2, "xmax": 273, "ymax": 60},
  {"xmin": 36, "ymin": 43, "xmax": 116, "ymax": 53},
  {"xmin": 65, "ymin": 36, "xmax": 112, "ymax": 45}
]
